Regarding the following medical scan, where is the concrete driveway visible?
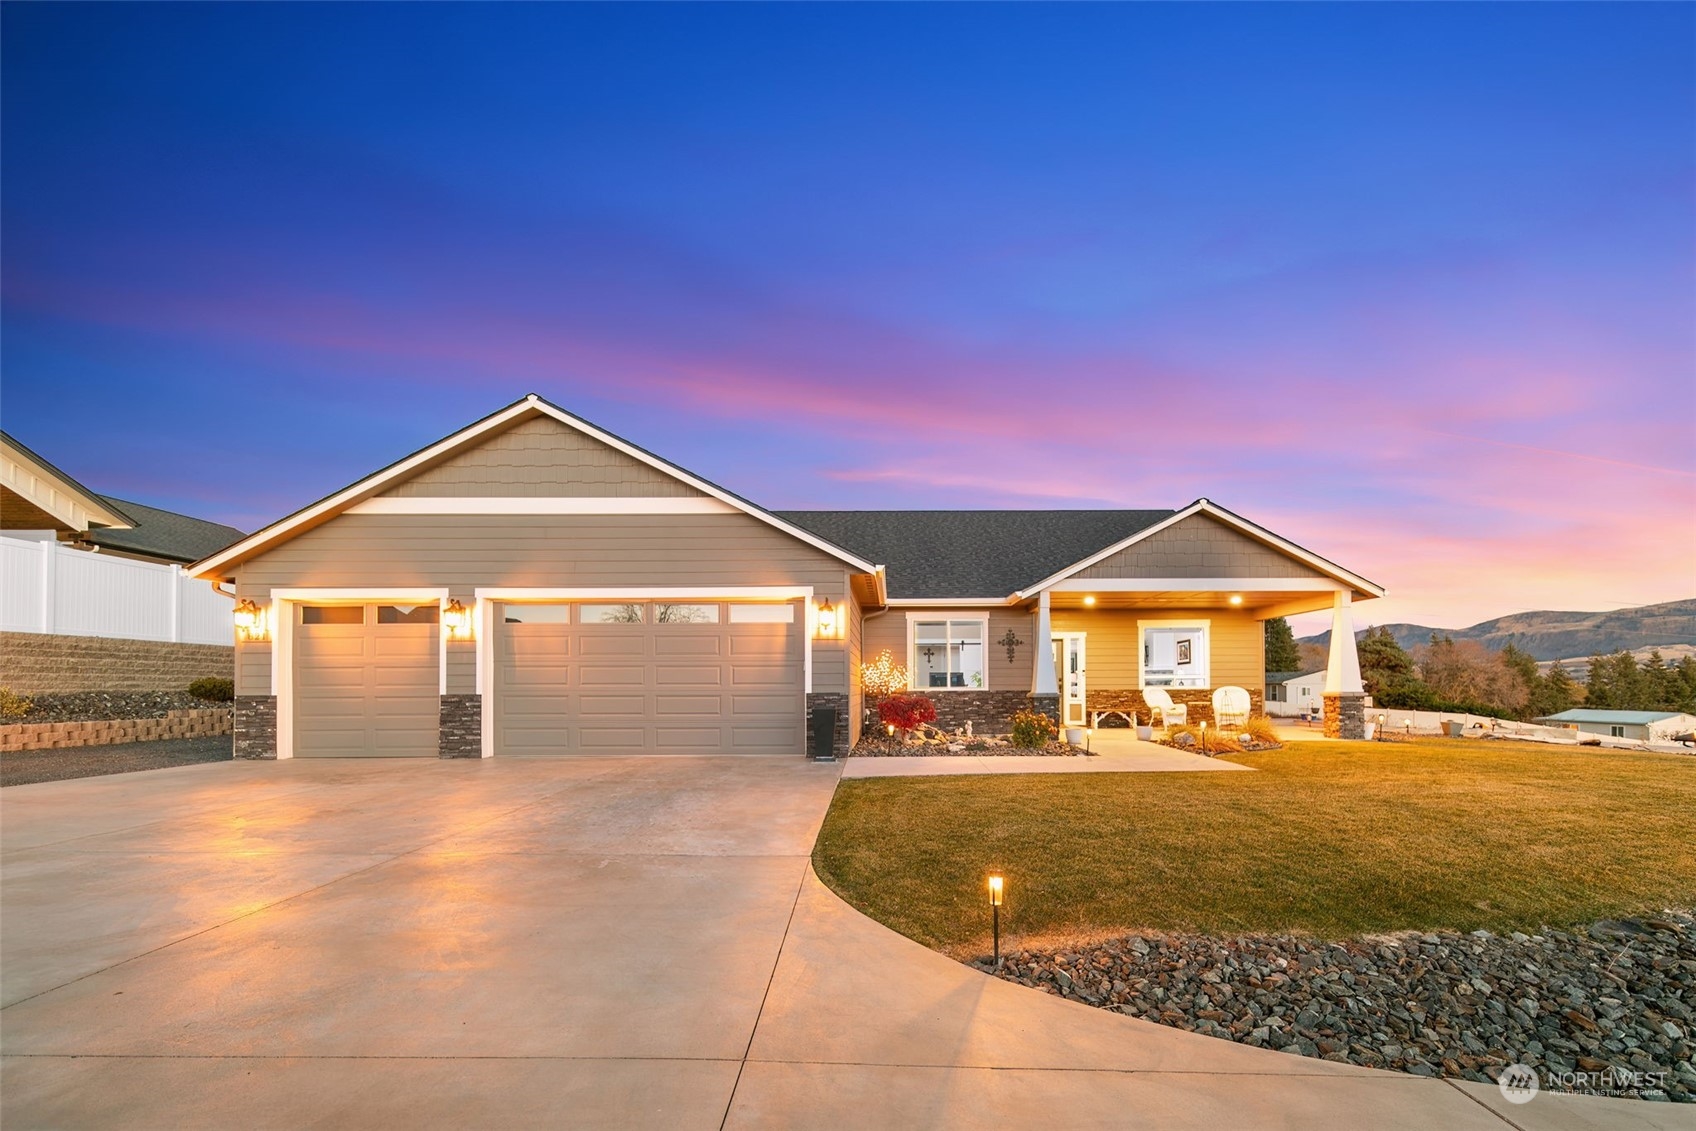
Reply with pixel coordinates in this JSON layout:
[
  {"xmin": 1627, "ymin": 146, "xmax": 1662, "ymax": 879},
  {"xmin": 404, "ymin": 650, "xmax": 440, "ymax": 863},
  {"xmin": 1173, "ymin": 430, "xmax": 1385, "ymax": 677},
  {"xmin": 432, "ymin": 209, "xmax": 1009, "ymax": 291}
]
[{"xmin": 1, "ymin": 758, "xmax": 1677, "ymax": 1129}]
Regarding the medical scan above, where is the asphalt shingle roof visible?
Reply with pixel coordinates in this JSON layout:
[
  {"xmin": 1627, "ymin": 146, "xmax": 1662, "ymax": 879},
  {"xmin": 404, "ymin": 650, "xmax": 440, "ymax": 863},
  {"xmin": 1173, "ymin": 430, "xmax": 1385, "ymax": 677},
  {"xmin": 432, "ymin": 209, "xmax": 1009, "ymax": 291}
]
[
  {"xmin": 90, "ymin": 496, "xmax": 246, "ymax": 564},
  {"xmin": 774, "ymin": 509, "xmax": 1174, "ymax": 599}
]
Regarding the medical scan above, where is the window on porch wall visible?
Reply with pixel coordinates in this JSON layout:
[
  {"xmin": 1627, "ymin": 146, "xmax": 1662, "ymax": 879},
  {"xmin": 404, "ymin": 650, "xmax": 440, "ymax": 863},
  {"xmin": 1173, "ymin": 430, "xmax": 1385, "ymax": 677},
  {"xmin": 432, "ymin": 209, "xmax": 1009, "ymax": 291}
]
[
  {"xmin": 913, "ymin": 620, "xmax": 986, "ymax": 690},
  {"xmin": 1142, "ymin": 626, "xmax": 1209, "ymax": 689}
]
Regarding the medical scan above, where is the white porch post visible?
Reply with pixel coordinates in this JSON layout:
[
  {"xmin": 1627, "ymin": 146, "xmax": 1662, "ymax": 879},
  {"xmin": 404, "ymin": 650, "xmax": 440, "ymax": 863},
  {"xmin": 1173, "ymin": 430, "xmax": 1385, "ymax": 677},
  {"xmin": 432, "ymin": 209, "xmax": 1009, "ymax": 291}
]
[
  {"xmin": 1032, "ymin": 591, "xmax": 1058, "ymax": 696},
  {"xmin": 1324, "ymin": 591, "xmax": 1364, "ymax": 695}
]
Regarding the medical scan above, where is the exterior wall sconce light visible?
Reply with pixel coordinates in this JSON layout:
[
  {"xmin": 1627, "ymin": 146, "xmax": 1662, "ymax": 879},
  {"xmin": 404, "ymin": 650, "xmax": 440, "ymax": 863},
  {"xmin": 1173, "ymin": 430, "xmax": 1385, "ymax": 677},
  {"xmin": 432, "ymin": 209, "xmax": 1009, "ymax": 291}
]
[
  {"xmin": 443, "ymin": 598, "xmax": 470, "ymax": 638},
  {"xmin": 233, "ymin": 599, "xmax": 267, "ymax": 642},
  {"xmin": 987, "ymin": 874, "xmax": 1005, "ymax": 963},
  {"xmin": 816, "ymin": 598, "xmax": 839, "ymax": 639}
]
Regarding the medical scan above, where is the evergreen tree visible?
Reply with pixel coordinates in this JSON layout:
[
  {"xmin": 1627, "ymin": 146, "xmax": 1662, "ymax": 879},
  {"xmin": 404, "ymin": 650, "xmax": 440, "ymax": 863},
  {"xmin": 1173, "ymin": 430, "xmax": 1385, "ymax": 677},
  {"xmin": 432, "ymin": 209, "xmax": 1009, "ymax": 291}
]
[
  {"xmin": 1358, "ymin": 626, "xmax": 1418, "ymax": 699},
  {"xmin": 1264, "ymin": 616, "xmax": 1303, "ymax": 673},
  {"xmin": 1531, "ymin": 662, "xmax": 1580, "ymax": 719}
]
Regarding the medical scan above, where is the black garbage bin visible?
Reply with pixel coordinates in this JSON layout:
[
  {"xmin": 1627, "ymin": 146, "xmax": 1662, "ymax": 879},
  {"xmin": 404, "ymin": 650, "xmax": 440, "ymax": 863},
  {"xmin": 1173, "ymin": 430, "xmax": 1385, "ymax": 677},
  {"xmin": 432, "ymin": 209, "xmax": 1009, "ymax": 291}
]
[{"xmin": 809, "ymin": 706, "xmax": 838, "ymax": 761}]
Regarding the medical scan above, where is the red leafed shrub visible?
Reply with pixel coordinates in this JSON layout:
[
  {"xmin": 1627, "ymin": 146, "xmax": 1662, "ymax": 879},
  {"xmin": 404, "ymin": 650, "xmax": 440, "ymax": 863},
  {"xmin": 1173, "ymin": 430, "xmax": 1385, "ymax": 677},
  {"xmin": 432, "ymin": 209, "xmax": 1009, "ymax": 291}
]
[{"xmin": 878, "ymin": 693, "xmax": 937, "ymax": 735}]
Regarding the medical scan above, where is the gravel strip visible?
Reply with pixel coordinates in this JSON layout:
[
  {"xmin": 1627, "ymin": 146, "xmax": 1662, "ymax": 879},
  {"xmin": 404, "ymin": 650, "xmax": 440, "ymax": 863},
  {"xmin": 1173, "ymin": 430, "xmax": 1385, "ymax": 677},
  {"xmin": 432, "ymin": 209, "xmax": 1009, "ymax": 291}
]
[
  {"xmin": 1, "ymin": 691, "xmax": 226, "ymax": 724},
  {"xmin": 977, "ymin": 915, "xmax": 1695, "ymax": 1102},
  {"xmin": 1, "ymin": 736, "xmax": 234, "ymax": 786},
  {"xmin": 851, "ymin": 736, "xmax": 1089, "ymax": 757}
]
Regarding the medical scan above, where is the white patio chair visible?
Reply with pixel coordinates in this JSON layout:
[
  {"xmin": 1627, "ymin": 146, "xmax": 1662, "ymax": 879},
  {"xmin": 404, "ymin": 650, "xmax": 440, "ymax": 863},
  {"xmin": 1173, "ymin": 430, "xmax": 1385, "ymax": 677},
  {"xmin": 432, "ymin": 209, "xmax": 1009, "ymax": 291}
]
[
  {"xmin": 1143, "ymin": 688, "xmax": 1187, "ymax": 728},
  {"xmin": 1213, "ymin": 685, "xmax": 1251, "ymax": 730}
]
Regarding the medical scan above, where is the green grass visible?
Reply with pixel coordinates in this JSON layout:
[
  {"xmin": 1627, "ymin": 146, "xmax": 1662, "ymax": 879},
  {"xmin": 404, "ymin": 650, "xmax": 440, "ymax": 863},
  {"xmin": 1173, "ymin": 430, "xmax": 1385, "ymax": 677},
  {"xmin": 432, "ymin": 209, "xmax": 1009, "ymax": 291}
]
[{"xmin": 811, "ymin": 740, "xmax": 1696, "ymax": 950}]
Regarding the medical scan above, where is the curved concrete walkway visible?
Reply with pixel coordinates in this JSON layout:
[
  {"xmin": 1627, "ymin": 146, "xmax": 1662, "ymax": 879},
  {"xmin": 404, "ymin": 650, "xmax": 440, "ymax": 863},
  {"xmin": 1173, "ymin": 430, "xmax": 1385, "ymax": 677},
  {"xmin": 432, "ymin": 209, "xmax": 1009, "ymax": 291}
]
[{"xmin": 0, "ymin": 758, "xmax": 1680, "ymax": 1129}]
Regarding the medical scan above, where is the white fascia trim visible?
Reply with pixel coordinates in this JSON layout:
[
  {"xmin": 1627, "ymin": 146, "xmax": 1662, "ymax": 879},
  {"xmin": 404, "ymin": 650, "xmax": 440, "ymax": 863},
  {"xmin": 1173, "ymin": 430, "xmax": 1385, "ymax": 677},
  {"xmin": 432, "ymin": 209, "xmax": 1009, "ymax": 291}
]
[
  {"xmin": 886, "ymin": 597, "xmax": 1011, "ymax": 607},
  {"xmin": 1047, "ymin": 577, "xmax": 1349, "ymax": 593},
  {"xmin": 474, "ymin": 586, "xmax": 814, "ymax": 601},
  {"xmin": 346, "ymin": 496, "xmax": 740, "ymax": 515},
  {"xmin": 271, "ymin": 588, "xmax": 452, "ymax": 602},
  {"xmin": 190, "ymin": 396, "xmax": 878, "ymax": 579},
  {"xmin": 1015, "ymin": 500, "xmax": 1385, "ymax": 600}
]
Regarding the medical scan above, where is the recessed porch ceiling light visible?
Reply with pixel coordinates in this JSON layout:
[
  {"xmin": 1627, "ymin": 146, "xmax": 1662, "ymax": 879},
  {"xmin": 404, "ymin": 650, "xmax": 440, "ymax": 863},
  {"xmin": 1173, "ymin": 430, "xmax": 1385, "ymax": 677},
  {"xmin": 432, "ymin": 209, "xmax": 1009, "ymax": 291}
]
[
  {"xmin": 1083, "ymin": 595, "xmax": 1096, "ymax": 606},
  {"xmin": 1229, "ymin": 594, "xmax": 1243, "ymax": 606}
]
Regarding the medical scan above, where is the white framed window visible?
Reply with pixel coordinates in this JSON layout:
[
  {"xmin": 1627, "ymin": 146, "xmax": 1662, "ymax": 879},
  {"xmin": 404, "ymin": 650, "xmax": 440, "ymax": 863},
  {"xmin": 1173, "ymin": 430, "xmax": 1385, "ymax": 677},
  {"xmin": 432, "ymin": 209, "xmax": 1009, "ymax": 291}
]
[
  {"xmin": 1610, "ymin": 725, "xmax": 1625, "ymax": 738},
  {"xmin": 908, "ymin": 616, "xmax": 987, "ymax": 691},
  {"xmin": 1141, "ymin": 621, "xmax": 1210, "ymax": 689}
]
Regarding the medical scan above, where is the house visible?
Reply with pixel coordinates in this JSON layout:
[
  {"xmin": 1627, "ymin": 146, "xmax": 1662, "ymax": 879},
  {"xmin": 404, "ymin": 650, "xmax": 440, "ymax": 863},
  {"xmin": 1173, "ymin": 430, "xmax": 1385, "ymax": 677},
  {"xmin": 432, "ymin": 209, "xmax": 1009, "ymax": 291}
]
[
  {"xmin": 187, "ymin": 394, "xmax": 1384, "ymax": 759},
  {"xmin": 1264, "ymin": 669, "xmax": 1327, "ymax": 718},
  {"xmin": 1, "ymin": 432, "xmax": 243, "ymax": 692},
  {"xmin": 2, "ymin": 430, "xmax": 244, "ymax": 565},
  {"xmin": 1533, "ymin": 709, "xmax": 1696, "ymax": 744}
]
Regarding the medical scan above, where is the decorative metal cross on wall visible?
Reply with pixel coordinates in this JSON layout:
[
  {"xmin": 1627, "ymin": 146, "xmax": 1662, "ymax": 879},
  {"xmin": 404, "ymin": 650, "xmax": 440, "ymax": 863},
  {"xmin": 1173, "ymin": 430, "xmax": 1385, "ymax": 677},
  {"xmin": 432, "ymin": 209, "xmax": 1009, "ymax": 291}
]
[{"xmin": 998, "ymin": 628, "xmax": 1025, "ymax": 664}]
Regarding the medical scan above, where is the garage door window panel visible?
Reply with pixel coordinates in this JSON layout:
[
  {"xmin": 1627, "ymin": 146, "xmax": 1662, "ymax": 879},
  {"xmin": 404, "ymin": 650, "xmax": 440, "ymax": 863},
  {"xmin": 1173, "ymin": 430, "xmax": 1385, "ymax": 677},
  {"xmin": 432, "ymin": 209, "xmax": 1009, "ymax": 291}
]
[
  {"xmin": 301, "ymin": 605, "xmax": 364, "ymax": 625},
  {"xmin": 580, "ymin": 603, "xmax": 646, "ymax": 624}
]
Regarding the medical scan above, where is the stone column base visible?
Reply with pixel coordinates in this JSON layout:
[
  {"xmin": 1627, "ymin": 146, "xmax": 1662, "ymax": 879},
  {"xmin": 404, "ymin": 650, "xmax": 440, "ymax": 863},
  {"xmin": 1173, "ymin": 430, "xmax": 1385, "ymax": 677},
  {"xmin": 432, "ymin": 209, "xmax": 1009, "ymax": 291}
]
[
  {"xmin": 439, "ymin": 695, "xmax": 483, "ymax": 758},
  {"xmin": 1028, "ymin": 693, "xmax": 1061, "ymax": 724},
  {"xmin": 805, "ymin": 692, "xmax": 849, "ymax": 760},
  {"xmin": 233, "ymin": 695, "xmax": 277, "ymax": 759},
  {"xmin": 1324, "ymin": 693, "xmax": 1366, "ymax": 740}
]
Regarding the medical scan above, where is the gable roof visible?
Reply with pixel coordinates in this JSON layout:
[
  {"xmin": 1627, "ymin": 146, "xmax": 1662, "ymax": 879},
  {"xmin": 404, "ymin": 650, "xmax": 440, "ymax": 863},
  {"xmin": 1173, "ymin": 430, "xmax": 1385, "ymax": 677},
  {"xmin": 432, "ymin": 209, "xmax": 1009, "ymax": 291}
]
[
  {"xmin": 189, "ymin": 394, "xmax": 880, "ymax": 581},
  {"xmin": 1, "ymin": 430, "xmax": 134, "ymax": 533},
  {"xmin": 1012, "ymin": 499, "xmax": 1385, "ymax": 599},
  {"xmin": 1267, "ymin": 669, "xmax": 1326, "ymax": 684},
  {"xmin": 1536, "ymin": 709, "xmax": 1691, "ymax": 725},
  {"xmin": 776, "ymin": 510, "xmax": 1173, "ymax": 599},
  {"xmin": 89, "ymin": 495, "xmax": 246, "ymax": 564}
]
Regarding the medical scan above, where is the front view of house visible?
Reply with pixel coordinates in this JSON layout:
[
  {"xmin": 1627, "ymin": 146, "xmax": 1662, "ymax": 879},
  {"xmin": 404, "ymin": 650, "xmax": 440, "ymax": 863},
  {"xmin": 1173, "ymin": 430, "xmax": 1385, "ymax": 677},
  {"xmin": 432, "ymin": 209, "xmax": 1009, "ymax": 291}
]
[{"xmin": 191, "ymin": 395, "xmax": 1383, "ymax": 758}]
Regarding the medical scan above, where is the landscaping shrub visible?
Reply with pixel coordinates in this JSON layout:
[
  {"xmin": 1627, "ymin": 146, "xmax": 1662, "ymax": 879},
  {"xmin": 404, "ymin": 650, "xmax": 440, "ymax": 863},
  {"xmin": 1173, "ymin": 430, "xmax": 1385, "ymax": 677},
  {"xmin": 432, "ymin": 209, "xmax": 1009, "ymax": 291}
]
[
  {"xmin": 187, "ymin": 676, "xmax": 235, "ymax": 703},
  {"xmin": 1243, "ymin": 716, "xmax": 1279, "ymax": 745},
  {"xmin": 1168, "ymin": 723, "xmax": 1243, "ymax": 754},
  {"xmin": 1010, "ymin": 708, "xmax": 1057, "ymax": 749},
  {"xmin": 878, "ymin": 693, "xmax": 937, "ymax": 737},
  {"xmin": 0, "ymin": 687, "xmax": 33, "ymax": 720},
  {"xmin": 859, "ymin": 649, "xmax": 910, "ymax": 702}
]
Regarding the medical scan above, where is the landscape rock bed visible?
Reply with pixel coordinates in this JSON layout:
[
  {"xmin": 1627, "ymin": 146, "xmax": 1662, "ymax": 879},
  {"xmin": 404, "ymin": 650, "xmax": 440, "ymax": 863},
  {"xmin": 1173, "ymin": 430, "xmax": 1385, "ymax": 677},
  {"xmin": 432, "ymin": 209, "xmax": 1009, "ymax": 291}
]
[
  {"xmin": 977, "ymin": 914, "xmax": 1694, "ymax": 1102},
  {"xmin": 1159, "ymin": 732, "xmax": 1282, "ymax": 756},
  {"xmin": 5, "ymin": 691, "xmax": 215, "ymax": 723},
  {"xmin": 852, "ymin": 732, "xmax": 1089, "ymax": 758}
]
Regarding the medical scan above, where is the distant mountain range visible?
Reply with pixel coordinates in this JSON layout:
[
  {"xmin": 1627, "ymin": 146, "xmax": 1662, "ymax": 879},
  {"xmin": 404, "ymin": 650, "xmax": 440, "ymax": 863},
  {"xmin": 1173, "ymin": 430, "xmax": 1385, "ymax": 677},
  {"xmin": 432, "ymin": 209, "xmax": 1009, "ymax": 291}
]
[{"xmin": 1298, "ymin": 598, "xmax": 1696, "ymax": 663}]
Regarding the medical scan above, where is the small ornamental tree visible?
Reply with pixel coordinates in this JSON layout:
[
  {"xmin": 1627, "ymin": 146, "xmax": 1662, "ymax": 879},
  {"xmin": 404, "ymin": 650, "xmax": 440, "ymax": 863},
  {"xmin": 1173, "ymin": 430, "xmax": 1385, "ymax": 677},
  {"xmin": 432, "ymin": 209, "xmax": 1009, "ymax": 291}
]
[
  {"xmin": 859, "ymin": 649, "xmax": 910, "ymax": 703},
  {"xmin": 878, "ymin": 693, "xmax": 937, "ymax": 740}
]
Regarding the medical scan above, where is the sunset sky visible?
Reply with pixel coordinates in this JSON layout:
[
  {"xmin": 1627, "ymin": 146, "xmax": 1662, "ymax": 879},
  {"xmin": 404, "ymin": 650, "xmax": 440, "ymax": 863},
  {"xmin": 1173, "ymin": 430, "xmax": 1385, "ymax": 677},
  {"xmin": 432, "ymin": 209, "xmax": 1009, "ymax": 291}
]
[{"xmin": 3, "ymin": 4, "xmax": 1691, "ymax": 632}]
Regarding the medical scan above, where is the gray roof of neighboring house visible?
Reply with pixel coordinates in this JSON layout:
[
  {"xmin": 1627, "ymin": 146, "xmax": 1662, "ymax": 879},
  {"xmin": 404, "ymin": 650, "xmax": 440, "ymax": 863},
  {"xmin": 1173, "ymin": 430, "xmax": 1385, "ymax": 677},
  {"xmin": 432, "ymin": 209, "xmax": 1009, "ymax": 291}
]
[
  {"xmin": 1267, "ymin": 670, "xmax": 1326, "ymax": 684},
  {"xmin": 1535, "ymin": 709, "xmax": 1690, "ymax": 726},
  {"xmin": 774, "ymin": 509, "xmax": 1175, "ymax": 599},
  {"xmin": 88, "ymin": 496, "xmax": 246, "ymax": 564}
]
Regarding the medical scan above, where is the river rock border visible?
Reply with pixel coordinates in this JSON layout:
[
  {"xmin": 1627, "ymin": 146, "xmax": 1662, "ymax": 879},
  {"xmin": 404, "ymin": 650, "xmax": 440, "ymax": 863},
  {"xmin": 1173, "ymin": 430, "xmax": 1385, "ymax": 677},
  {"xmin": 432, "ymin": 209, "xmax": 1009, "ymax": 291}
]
[{"xmin": 977, "ymin": 914, "xmax": 1694, "ymax": 1102}]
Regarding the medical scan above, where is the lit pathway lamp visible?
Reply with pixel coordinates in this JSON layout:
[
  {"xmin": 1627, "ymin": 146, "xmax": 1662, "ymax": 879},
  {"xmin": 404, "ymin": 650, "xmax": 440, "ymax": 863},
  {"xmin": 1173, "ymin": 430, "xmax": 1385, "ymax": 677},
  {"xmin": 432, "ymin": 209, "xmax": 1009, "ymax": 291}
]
[
  {"xmin": 988, "ymin": 874, "xmax": 1005, "ymax": 964},
  {"xmin": 1198, "ymin": 719, "xmax": 1207, "ymax": 754}
]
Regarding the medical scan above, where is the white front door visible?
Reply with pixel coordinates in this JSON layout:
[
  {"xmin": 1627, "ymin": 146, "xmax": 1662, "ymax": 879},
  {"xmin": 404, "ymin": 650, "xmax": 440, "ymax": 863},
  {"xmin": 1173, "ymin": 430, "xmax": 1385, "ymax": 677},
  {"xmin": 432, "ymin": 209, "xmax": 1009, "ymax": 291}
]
[{"xmin": 1052, "ymin": 634, "xmax": 1086, "ymax": 726}]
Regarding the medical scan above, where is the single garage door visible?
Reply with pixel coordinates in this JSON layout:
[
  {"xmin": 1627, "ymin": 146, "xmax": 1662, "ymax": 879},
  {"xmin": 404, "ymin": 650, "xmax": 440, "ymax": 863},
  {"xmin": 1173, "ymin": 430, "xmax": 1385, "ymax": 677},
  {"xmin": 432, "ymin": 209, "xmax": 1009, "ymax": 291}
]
[
  {"xmin": 294, "ymin": 603, "xmax": 440, "ymax": 757},
  {"xmin": 496, "ymin": 600, "xmax": 803, "ymax": 755}
]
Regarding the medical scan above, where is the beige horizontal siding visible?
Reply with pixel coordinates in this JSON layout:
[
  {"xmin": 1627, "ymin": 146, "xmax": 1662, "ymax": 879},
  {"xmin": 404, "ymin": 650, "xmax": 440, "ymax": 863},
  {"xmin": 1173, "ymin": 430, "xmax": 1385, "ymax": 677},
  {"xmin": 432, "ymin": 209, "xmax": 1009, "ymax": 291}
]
[
  {"xmin": 385, "ymin": 415, "xmax": 705, "ymax": 499},
  {"xmin": 1050, "ymin": 607, "xmax": 1264, "ymax": 690},
  {"xmin": 863, "ymin": 607, "xmax": 1038, "ymax": 694},
  {"xmin": 234, "ymin": 513, "xmax": 853, "ymax": 694},
  {"xmin": 236, "ymin": 640, "xmax": 271, "ymax": 698},
  {"xmin": 446, "ymin": 639, "xmax": 476, "ymax": 696},
  {"xmin": 1076, "ymin": 514, "xmax": 1328, "ymax": 580}
]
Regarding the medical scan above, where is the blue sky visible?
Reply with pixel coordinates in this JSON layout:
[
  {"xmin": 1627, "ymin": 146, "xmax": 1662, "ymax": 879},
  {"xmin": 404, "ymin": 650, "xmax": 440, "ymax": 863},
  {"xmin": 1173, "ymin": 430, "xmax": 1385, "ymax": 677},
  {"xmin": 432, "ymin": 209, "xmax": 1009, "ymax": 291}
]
[{"xmin": 3, "ymin": 3, "xmax": 1692, "ymax": 628}]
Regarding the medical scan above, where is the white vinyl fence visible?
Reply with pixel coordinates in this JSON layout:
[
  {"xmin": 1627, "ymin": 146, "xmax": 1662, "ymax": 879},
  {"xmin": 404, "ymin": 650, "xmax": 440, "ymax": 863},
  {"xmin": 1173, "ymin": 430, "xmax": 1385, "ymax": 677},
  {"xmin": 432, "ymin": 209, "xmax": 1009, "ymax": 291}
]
[{"xmin": 1, "ymin": 535, "xmax": 233, "ymax": 646}]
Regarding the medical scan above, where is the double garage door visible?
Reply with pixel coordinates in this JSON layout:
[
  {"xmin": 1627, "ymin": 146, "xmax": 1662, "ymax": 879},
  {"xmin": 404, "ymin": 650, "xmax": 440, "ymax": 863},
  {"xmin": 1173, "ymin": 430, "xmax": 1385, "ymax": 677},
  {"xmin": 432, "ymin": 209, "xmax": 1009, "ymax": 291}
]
[
  {"xmin": 496, "ymin": 600, "xmax": 804, "ymax": 755},
  {"xmin": 291, "ymin": 599, "xmax": 804, "ymax": 757}
]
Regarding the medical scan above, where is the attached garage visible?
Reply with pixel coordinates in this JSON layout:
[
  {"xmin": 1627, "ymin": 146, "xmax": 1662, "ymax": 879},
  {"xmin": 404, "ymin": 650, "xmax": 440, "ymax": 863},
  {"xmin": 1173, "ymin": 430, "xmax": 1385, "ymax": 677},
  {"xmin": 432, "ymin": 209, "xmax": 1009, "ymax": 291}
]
[
  {"xmin": 495, "ymin": 600, "xmax": 804, "ymax": 755},
  {"xmin": 293, "ymin": 603, "xmax": 440, "ymax": 758}
]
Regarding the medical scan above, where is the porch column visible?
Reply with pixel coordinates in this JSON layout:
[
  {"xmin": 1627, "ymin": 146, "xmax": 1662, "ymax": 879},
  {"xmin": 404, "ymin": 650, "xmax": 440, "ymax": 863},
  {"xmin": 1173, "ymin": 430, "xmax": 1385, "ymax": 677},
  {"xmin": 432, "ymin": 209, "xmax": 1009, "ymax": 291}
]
[
  {"xmin": 1323, "ymin": 591, "xmax": 1366, "ymax": 739},
  {"xmin": 1031, "ymin": 591, "xmax": 1059, "ymax": 720}
]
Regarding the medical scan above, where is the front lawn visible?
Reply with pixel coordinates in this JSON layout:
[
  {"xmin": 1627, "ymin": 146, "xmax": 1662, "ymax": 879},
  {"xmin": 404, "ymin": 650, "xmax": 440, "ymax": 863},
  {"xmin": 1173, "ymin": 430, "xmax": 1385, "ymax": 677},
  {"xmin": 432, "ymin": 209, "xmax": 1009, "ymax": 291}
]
[{"xmin": 812, "ymin": 740, "xmax": 1696, "ymax": 949}]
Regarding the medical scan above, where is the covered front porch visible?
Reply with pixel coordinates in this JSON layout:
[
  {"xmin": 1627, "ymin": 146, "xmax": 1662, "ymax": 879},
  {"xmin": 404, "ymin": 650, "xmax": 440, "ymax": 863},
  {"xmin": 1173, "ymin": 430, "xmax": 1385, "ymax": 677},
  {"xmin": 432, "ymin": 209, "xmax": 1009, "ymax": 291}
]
[{"xmin": 1024, "ymin": 578, "xmax": 1373, "ymax": 739}]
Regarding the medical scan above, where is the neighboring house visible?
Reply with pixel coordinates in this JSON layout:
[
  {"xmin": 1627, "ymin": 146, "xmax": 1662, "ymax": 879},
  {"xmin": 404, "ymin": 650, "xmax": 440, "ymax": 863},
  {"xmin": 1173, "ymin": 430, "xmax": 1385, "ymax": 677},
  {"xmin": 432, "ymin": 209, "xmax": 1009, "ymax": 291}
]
[
  {"xmin": 189, "ymin": 394, "xmax": 1384, "ymax": 760},
  {"xmin": 1, "ymin": 430, "xmax": 243, "ymax": 648},
  {"xmin": 1264, "ymin": 669, "xmax": 1326, "ymax": 718},
  {"xmin": 1533, "ymin": 709, "xmax": 1696, "ymax": 744}
]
